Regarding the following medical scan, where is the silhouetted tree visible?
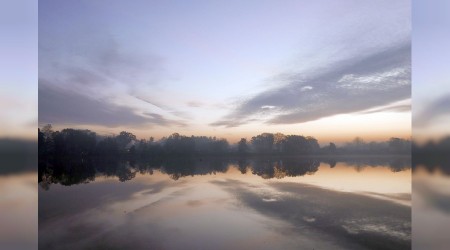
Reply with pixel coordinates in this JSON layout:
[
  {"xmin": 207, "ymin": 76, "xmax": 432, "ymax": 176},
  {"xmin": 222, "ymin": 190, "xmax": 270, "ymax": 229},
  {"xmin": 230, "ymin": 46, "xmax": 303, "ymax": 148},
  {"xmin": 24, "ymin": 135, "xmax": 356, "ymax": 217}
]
[
  {"xmin": 38, "ymin": 126, "xmax": 411, "ymax": 187},
  {"xmin": 116, "ymin": 131, "xmax": 137, "ymax": 151},
  {"xmin": 273, "ymin": 133, "xmax": 286, "ymax": 153},
  {"xmin": 163, "ymin": 133, "xmax": 195, "ymax": 155},
  {"xmin": 41, "ymin": 124, "xmax": 55, "ymax": 156},
  {"xmin": 329, "ymin": 142, "xmax": 337, "ymax": 152},
  {"xmin": 251, "ymin": 133, "xmax": 274, "ymax": 154},
  {"xmin": 96, "ymin": 137, "xmax": 119, "ymax": 157},
  {"xmin": 54, "ymin": 129, "xmax": 97, "ymax": 159},
  {"xmin": 413, "ymin": 136, "xmax": 450, "ymax": 174},
  {"xmin": 237, "ymin": 138, "xmax": 249, "ymax": 154},
  {"xmin": 322, "ymin": 142, "xmax": 337, "ymax": 154},
  {"xmin": 210, "ymin": 138, "xmax": 229, "ymax": 154},
  {"xmin": 38, "ymin": 128, "xmax": 47, "ymax": 164},
  {"xmin": 388, "ymin": 137, "xmax": 410, "ymax": 154},
  {"xmin": 306, "ymin": 136, "xmax": 320, "ymax": 153},
  {"xmin": 283, "ymin": 135, "xmax": 309, "ymax": 154},
  {"xmin": 129, "ymin": 145, "xmax": 136, "ymax": 158}
]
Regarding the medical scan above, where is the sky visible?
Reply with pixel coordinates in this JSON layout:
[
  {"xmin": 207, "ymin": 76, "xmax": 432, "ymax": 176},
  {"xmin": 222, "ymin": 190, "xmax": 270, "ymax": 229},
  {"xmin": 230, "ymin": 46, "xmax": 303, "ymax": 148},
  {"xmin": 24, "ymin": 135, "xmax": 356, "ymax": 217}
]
[
  {"xmin": 0, "ymin": 0, "xmax": 37, "ymax": 139},
  {"xmin": 412, "ymin": 0, "xmax": 450, "ymax": 143},
  {"xmin": 38, "ymin": 0, "xmax": 411, "ymax": 144}
]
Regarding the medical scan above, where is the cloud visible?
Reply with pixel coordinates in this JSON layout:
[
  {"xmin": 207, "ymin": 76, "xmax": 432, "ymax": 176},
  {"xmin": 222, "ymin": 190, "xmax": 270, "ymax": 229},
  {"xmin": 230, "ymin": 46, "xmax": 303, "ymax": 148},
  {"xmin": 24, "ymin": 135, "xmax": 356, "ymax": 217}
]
[
  {"xmin": 212, "ymin": 43, "xmax": 411, "ymax": 127},
  {"xmin": 211, "ymin": 179, "xmax": 410, "ymax": 249},
  {"xmin": 143, "ymin": 112, "xmax": 186, "ymax": 127},
  {"xmin": 133, "ymin": 95, "xmax": 165, "ymax": 109},
  {"xmin": 134, "ymin": 95, "xmax": 190, "ymax": 119},
  {"xmin": 39, "ymin": 33, "xmax": 192, "ymax": 128},
  {"xmin": 39, "ymin": 81, "xmax": 184, "ymax": 128},
  {"xmin": 301, "ymin": 86, "xmax": 313, "ymax": 91},
  {"xmin": 358, "ymin": 103, "xmax": 411, "ymax": 115},
  {"xmin": 40, "ymin": 33, "xmax": 164, "ymax": 91},
  {"xmin": 186, "ymin": 101, "xmax": 204, "ymax": 108},
  {"xmin": 414, "ymin": 94, "xmax": 450, "ymax": 127}
]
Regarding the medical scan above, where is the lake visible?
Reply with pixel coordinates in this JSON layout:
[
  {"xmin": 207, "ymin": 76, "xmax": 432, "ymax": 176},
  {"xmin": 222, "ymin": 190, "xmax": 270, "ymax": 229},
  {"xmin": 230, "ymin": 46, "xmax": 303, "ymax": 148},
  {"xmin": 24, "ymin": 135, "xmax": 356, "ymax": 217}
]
[
  {"xmin": 39, "ymin": 156, "xmax": 411, "ymax": 250},
  {"xmin": 413, "ymin": 164, "xmax": 450, "ymax": 250},
  {"xmin": 0, "ymin": 171, "xmax": 38, "ymax": 250}
]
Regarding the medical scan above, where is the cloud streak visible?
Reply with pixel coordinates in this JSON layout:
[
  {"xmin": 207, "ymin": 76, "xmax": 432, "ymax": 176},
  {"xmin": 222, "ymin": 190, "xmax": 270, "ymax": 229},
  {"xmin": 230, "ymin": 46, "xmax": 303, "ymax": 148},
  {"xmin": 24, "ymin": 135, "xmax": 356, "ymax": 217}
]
[
  {"xmin": 39, "ymin": 33, "xmax": 192, "ymax": 129},
  {"xmin": 39, "ymin": 82, "xmax": 185, "ymax": 128},
  {"xmin": 358, "ymin": 101, "xmax": 411, "ymax": 115},
  {"xmin": 40, "ymin": 33, "xmax": 164, "ymax": 91},
  {"xmin": 212, "ymin": 43, "xmax": 411, "ymax": 127},
  {"xmin": 414, "ymin": 94, "xmax": 450, "ymax": 127}
]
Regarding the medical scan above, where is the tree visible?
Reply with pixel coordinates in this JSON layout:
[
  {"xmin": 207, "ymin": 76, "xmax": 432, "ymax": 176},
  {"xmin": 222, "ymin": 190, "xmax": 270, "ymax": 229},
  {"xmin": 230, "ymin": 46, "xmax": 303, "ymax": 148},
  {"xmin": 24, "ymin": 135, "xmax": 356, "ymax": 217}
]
[
  {"xmin": 237, "ymin": 138, "xmax": 248, "ymax": 154},
  {"xmin": 329, "ymin": 142, "xmax": 337, "ymax": 152},
  {"xmin": 306, "ymin": 136, "xmax": 320, "ymax": 153},
  {"xmin": 346, "ymin": 137, "xmax": 366, "ymax": 153},
  {"xmin": 210, "ymin": 139, "xmax": 229, "ymax": 154},
  {"xmin": 129, "ymin": 145, "xmax": 136, "ymax": 157},
  {"xmin": 353, "ymin": 137, "xmax": 365, "ymax": 147},
  {"xmin": 59, "ymin": 129, "xmax": 97, "ymax": 158},
  {"xmin": 388, "ymin": 137, "xmax": 410, "ymax": 153},
  {"xmin": 251, "ymin": 133, "xmax": 274, "ymax": 154},
  {"xmin": 41, "ymin": 124, "xmax": 55, "ymax": 155},
  {"xmin": 41, "ymin": 124, "xmax": 54, "ymax": 140},
  {"xmin": 164, "ymin": 133, "xmax": 195, "ymax": 155},
  {"xmin": 116, "ymin": 131, "xmax": 137, "ymax": 150},
  {"xmin": 96, "ymin": 137, "xmax": 119, "ymax": 156},
  {"xmin": 38, "ymin": 128, "xmax": 45, "ymax": 155},
  {"xmin": 38, "ymin": 128, "xmax": 48, "ymax": 165},
  {"xmin": 283, "ymin": 135, "xmax": 308, "ymax": 154},
  {"xmin": 273, "ymin": 133, "xmax": 286, "ymax": 153}
]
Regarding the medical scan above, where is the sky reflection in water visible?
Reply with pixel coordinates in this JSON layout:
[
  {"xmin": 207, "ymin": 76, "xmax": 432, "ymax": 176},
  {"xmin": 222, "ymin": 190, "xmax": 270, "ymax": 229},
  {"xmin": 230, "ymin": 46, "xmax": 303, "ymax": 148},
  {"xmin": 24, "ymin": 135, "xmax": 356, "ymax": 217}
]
[
  {"xmin": 39, "ymin": 160, "xmax": 411, "ymax": 250},
  {"xmin": 0, "ymin": 172, "xmax": 38, "ymax": 250},
  {"xmin": 413, "ymin": 165, "xmax": 450, "ymax": 250},
  {"xmin": 0, "ymin": 139, "xmax": 38, "ymax": 250}
]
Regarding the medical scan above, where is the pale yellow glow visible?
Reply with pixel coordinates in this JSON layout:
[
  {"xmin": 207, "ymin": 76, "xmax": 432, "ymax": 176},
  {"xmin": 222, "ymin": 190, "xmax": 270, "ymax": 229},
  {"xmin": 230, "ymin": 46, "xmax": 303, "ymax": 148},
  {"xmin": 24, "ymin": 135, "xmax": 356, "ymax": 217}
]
[
  {"xmin": 414, "ymin": 116, "xmax": 450, "ymax": 144},
  {"xmin": 46, "ymin": 108, "xmax": 411, "ymax": 145},
  {"xmin": 279, "ymin": 164, "xmax": 411, "ymax": 195},
  {"xmin": 100, "ymin": 162, "xmax": 411, "ymax": 205},
  {"xmin": 0, "ymin": 99, "xmax": 37, "ymax": 140}
]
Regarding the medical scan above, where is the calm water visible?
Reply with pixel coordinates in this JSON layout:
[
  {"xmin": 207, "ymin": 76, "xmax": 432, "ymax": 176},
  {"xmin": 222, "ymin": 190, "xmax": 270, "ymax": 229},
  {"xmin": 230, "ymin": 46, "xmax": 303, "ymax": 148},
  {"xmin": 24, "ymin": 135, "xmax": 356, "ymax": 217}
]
[
  {"xmin": 0, "ymin": 141, "xmax": 38, "ymax": 250},
  {"xmin": 39, "ymin": 157, "xmax": 411, "ymax": 250},
  {"xmin": 0, "ymin": 172, "xmax": 38, "ymax": 250},
  {"xmin": 413, "ymin": 165, "xmax": 450, "ymax": 250}
]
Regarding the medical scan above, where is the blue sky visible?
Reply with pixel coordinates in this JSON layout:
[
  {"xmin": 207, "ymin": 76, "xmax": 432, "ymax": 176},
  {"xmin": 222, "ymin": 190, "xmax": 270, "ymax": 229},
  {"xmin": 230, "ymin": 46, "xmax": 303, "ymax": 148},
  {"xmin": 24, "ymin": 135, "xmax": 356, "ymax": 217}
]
[{"xmin": 38, "ymin": 0, "xmax": 411, "ymax": 143}]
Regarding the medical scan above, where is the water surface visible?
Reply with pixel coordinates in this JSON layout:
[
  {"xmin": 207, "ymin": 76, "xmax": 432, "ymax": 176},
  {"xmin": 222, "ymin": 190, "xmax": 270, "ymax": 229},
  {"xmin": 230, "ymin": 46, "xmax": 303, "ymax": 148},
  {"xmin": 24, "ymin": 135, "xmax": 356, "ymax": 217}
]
[
  {"xmin": 39, "ymin": 157, "xmax": 411, "ymax": 250},
  {"xmin": 413, "ymin": 164, "xmax": 450, "ymax": 250}
]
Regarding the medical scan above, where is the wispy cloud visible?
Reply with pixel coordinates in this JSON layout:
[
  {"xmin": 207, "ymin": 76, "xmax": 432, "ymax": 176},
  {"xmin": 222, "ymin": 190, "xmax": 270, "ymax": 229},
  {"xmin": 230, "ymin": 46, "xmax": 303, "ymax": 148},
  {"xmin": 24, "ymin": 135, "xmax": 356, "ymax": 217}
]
[
  {"xmin": 39, "ymin": 32, "xmax": 192, "ymax": 128},
  {"xmin": 358, "ymin": 100, "xmax": 411, "ymax": 114},
  {"xmin": 415, "ymin": 94, "xmax": 450, "ymax": 127},
  {"xmin": 212, "ymin": 43, "xmax": 410, "ymax": 127},
  {"xmin": 186, "ymin": 101, "xmax": 204, "ymax": 108},
  {"xmin": 359, "ymin": 105, "xmax": 411, "ymax": 115},
  {"xmin": 39, "ymin": 81, "xmax": 185, "ymax": 128},
  {"xmin": 40, "ymin": 35, "xmax": 164, "ymax": 91},
  {"xmin": 134, "ymin": 95, "xmax": 191, "ymax": 119},
  {"xmin": 143, "ymin": 113, "xmax": 186, "ymax": 127}
]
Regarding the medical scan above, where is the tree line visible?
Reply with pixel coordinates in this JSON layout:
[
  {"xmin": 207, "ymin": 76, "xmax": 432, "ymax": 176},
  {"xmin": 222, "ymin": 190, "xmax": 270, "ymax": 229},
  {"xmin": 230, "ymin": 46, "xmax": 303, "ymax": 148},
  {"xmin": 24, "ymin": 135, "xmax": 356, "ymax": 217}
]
[
  {"xmin": 412, "ymin": 136, "xmax": 450, "ymax": 174},
  {"xmin": 39, "ymin": 124, "xmax": 411, "ymax": 166}
]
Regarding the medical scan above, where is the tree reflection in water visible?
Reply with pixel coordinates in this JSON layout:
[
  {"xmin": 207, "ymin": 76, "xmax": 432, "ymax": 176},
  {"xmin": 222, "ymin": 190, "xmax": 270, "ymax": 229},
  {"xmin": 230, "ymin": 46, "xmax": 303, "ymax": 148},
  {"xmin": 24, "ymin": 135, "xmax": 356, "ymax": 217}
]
[
  {"xmin": 413, "ymin": 138, "xmax": 450, "ymax": 249},
  {"xmin": 38, "ymin": 156, "xmax": 411, "ymax": 250},
  {"xmin": 39, "ymin": 155, "xmax": 410, "ymax": 189}
]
